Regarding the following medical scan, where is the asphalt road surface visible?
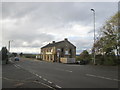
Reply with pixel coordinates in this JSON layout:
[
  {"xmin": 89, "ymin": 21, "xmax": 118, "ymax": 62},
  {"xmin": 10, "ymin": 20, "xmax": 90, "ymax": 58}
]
[{"xmin": 2, "ymin": 57, "xmax": 119, "ymax": 89}]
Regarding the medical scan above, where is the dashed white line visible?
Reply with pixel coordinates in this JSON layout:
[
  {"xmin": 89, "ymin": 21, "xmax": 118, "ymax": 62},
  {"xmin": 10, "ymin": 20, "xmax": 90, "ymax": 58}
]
[
  {"xmin": 34, "ymin": 81, "xmax": 54, "ymax": 89},
  {"xmin": 43, "ymin": 78, "xmax": 47, "ymax": 81},
  {"xmin": 48, "ymin": 81, "xmax": 52, "ymax": 84},
  {"xmin": 35, "ymin": 74, "xmax": 39, "ymax": 77},
  {"xmin": 86, "ymin": 74, "xmax": 120, "ymax": 81},
  {"xmin": 55, "ymin": 85, "xmax": 62, "ymax": 88},
  {"xmin": 39, "ymin": 76, "xmax": 42, "ymax": 78},
  {"xmin": 16, "ymin": 64, "xmax": 20, "ymax": 67},
  {"xmin": 14, "ymin": 65, "xmax": 20, "ymax": 69}
]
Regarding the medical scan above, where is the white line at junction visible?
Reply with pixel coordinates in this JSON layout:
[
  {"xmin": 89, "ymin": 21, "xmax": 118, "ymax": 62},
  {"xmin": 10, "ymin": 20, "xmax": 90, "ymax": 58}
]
[
  {"xmin": 55, "ymin": 68, "xmax": 73, "ymax": 73},
  {"xmin": 86, "ymin": 74, "xmax": 120, "ymax": 81}
]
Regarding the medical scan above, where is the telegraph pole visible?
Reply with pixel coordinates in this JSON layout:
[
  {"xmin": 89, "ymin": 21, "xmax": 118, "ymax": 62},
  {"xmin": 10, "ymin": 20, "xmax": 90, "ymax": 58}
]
[{"xmin": 8, "ymin": 40, "xmax": 13, "ymax": 52}]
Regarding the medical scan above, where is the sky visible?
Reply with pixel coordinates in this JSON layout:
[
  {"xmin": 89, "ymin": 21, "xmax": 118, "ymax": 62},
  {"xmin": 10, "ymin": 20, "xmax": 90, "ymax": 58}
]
[{"xmin": 1, "ymin": 1, "xmax": 118, "ymax": 54}]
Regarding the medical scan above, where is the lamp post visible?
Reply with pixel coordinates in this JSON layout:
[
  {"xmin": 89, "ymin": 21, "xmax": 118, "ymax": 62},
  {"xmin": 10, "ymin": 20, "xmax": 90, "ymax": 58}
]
[{"xmin": 91, "ymin": 8, "xmax": 96, "ymax": 65}]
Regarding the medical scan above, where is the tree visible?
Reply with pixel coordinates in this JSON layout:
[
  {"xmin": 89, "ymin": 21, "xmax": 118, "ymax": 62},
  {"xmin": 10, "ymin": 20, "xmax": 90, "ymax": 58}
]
[
  {"xmin": 19, "ymin": 52, "xmax": 23, "ymax": 57},
  {"xmin": 92, "ymin": 12, "xmax": 120, "ymax": 65},
  {"xmin": 12, "ymin": 53, "xmax": 17, "ymax": 57},
  {"xmin": 1, "ymin": 47, "xmax": 9, "ymax": 64},
  {"xmin": 79, "ymin": 50, "xmax": 90, "ymax": 61}
]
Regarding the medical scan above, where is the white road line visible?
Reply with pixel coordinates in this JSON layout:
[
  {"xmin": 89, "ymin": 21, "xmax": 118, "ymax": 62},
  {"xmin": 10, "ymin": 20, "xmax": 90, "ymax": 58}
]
[
  {"xmin": 14, "ymin": 65, "xmax": 20, "ymax": 69},
  {"xmin": 55, "ymin": 85, "xmax": 62, "ymax": 88},
  {"xmin": 43, "ymin": 78, "xmax": 47, "ymax": 81},
  {"xmin": 86, "ymin": 74, "xmax": 120, "ymax": 81},
  {"xmin": 65, "ymin": 70, "xmax": 73, "ymax": 72},
  {"xmin": 16, "ymin": 64, "xmax": 20, "ymax": 67},
  {"xmin": 34, "ymin": 81, "xmax": 54, "ymax": 89},
  {"xmin": 39, "ymin": 76, "xmax": 42, "ymax": 78},
  {"xmin": 55, "ymin": 68, "xmax": 72, "ymax": 73},
  {"xmin": 31, "ymin": 72, "xmax": 36, "ymax": 75},
  {"xmin": 35, "ymin": 74, "xmax": 39, "ymax": 77},
  {"xmin": 9, "ymin": 60, "xmax": 14, "ymax": 63},
  {"xmin": 48, "ymin": 81, "xmax": 52, "ymax": 84}
]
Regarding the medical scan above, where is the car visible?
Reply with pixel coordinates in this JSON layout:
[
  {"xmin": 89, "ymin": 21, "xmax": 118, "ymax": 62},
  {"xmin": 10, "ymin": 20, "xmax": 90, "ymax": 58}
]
[
  {"xmin": 14, "ymin": 57, "xmax": 19, "ymax": 61},
  {"xmin": 80, "ymin": 60, "xmax": 89, "ymax": 65},
  {"xmin": 76, "ymin": 60, "xmax": 89, "ymax": 65},
  {"xmin": 76, "ymin": 61, "xmax": 81, "ymax": 64}
]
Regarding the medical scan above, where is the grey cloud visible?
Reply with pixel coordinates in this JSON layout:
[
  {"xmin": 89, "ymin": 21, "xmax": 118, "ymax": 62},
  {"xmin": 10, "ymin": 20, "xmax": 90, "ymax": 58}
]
[{"xmin": 2, "ymin": 2, "xmax": 118, "ymax": 26}]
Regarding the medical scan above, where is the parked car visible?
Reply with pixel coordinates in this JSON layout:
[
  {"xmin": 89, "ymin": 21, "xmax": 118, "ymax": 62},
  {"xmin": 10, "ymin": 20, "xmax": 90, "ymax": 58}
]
[
  {"xmin": 14, "ymin": 57, "xmax": 19, "ymax": 61},
  {"xmin": 76, "ymin": 60, "xmax": 89, "ymax": 65},
  {"xmin": 80, "ymin": 60, "xmax": 89, "ymax": 65},
  {"xmin": 76, "ymin": 61, "xmax": 81, "ymax": 64}
]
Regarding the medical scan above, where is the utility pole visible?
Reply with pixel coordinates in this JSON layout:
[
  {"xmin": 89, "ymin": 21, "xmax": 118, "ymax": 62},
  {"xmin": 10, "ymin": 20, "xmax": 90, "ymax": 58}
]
[{"xmin": 8, "ymin": 40, "xmax": 13, "ymax": 52}]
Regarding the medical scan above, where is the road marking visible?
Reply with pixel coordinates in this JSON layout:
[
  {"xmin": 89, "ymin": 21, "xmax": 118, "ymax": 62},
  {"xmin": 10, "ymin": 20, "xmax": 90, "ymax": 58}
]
[
  {"xmin": 14, "ymin": 65, "xmax": 20, "ymax": 69},
  {"xmin": 55, "ymin": 68, "xmax": 72, "ymax": 73},
  {"xmin": 43, "ymin": 78, "xmax": 47, "ymax": 81},
  {"xmin": 33, "ymin": 81, "xmax": 55, "ymax": 89},
  {"xmin": 86, "ymin": 74, "xmax": 120, "ymax": 81},
  {"xmin": 16, "ymin": 64, "xmax": 20, "ymax": 67},
  {"xmin": 67, "ymin": 65, "xmax": 80, "ymax": 66},
  {"xmin": 48, "ymin": 81, "xmax": 52, "ymax": 84},
  {"xmin": 65, "ymin": 70, "xmax": 73, "ymax": 72},
  {"xmin": 9, "ymin": 60, "xmax": 14, "ymax": 63},
  {"xmin": 30, "ymin": 72, "xmax": 62, "ymax": 89},
  {"xmin": 39, "ymin": 76, "xmax": 42, "ymax": 78},
  {"xmin": 35, "ymin": 74, "xmax": 39, "ymax": 77},
  {"xmin": 55, "ymin": 85, "xmax": 62, "ymax": 88}
]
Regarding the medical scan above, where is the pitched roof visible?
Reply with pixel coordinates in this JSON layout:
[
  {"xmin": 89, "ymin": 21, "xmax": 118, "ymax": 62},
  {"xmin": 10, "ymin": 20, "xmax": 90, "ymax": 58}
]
[{"xmin": 41, "ymin": 39, "xmax": 76, "ymax": 49}]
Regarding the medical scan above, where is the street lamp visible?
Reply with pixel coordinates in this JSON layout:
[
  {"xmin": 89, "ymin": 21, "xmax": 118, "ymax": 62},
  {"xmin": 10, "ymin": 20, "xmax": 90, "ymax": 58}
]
[
  {"xmin": 8, "ymin": 40, "xmax": 13, "ymax": 52},
  {"xmin": 91, "ymin": 8, "xmax": 96, "ymax": 65}
]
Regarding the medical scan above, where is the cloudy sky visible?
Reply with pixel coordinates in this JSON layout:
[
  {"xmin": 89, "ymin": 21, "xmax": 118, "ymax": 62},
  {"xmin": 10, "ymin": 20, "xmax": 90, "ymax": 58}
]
[{"xmin": 1, "ymin": 1, "xmax": 118, "ymax": 54}]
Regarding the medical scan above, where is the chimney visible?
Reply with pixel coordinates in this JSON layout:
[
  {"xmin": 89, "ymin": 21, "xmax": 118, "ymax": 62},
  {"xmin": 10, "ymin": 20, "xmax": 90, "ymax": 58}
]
[
  {"xmin": 52, "ymin": 41, "xmax": 55, "ymax": 43},
  {"xmin": 64, "ymin": 38, "xmax": 68, "ymax": 41}
]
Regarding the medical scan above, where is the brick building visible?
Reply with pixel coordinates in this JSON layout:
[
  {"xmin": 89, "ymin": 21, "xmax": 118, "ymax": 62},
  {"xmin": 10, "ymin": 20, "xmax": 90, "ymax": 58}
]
[{"xmin": 40, "ymin": 38, "xmax": 76, "ymax": 63}]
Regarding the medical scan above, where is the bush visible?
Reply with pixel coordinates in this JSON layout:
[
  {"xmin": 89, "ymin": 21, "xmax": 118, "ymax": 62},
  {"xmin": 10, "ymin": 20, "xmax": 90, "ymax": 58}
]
[
  {"xmin": 103, "ymin": 55, "xmax": 117, "ymax": 66},
  {"xmin": 76, "ymin": 56, "xmax": 82, "ymax": 61},
  {"xmin": 24, "ymin": 54, "xmax": 36, "ymax": 59}
]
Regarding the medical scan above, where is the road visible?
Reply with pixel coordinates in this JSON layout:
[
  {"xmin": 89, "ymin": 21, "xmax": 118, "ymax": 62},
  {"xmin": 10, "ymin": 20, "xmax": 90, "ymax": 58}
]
[{"xmin": 2, "ymin": 57, "xmax": 119, "ymax": 89}]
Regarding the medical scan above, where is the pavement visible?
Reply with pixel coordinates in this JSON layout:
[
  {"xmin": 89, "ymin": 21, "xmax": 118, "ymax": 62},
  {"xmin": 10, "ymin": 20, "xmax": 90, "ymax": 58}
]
[{"xmin": 1, "ymin": 57, "xmax": 119, "ymax": 89}]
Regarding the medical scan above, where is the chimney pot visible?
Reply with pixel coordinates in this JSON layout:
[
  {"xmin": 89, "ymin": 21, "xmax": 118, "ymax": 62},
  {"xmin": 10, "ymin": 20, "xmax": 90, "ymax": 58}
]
[
  {"xmin": 64, "ymin": 38, "xmax": 68, "ymax": 41},
  {"xmin": 52, "ymin": 41, "xmax": 55, "ymax": 43}
]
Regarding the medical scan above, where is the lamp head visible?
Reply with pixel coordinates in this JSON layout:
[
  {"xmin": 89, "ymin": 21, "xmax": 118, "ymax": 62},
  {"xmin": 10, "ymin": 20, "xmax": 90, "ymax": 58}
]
[{"xmin": 91, "ymin": 9, "xmax": 95, "ymax": 12}]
